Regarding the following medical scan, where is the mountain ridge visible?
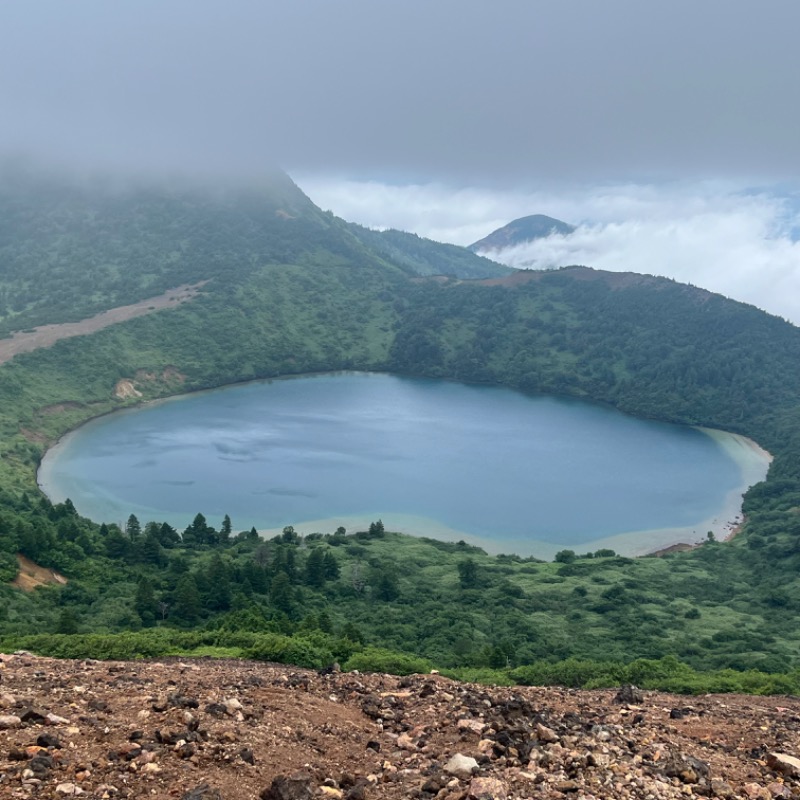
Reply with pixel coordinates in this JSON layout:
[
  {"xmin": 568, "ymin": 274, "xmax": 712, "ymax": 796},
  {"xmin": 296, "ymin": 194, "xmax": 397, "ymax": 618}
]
[
  {"xmin": 469, "ymin": 213, "xmax": 576, "ymax": 252},
  {"xmin": 346, "ymin": 221, "xmax": 512, "ymax": 279},
  {"xmin": 2, "ymin": 167, "xmax": 800, "ymax": 684}
]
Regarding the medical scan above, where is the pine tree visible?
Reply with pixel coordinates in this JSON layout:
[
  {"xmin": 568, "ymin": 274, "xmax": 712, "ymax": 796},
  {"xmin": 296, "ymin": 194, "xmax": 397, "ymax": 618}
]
[
  {"xmin": 244, "ymin": 561, "xmax": 269, "ymax": 594},
  {"xmin": 183, "ymin": 513, "xmax": 211, "ymax": 548},
  {"xmin": 457, "ymin": 558, "xmax": 479, "ymax": 589},
  {"xmin": 269, "ymin": 572, "xmax": 294, "ymax": 615},
  {"xmin": 204, "ymin": 554, "xmax": 232, "ymax": 611},
  {"xmin": 173, "ymin": 574, "xmax": 202, "ymax": 624},
  {"xmin": 134, "ymin": 578, "xmax": 157, "ymax": 626},
  {"xmin": 105, "ymin": 529, "xmax": 130, "ymax": 560},
  {"xmin": 142, "ymin": 532, "xmax": 166, "ymax": 566},
  {"xmin": 76, "ymin": 532, "xmax": 95, "ymax": 556},
  {"xmin": 318, "ymin": 610, "xmax": 334, "ymax": 633},
  {"xmin": 125, "ymin": 514, "xmax": 141, "ymax": 541},
  {"xmin": 158, "ymin": 522, "xmax": 180, "ymax": 548},
  {"xmin": 278, "ymin": 547, "xmax": 298, "ymax": 582},
  {"xmin": 56, "ymin": 608, "xmax": 80, "ymax": 634},
  {"xmin": 304, "ymin": 548, "xmax": 326, "ymax": 587},
  {"xmin": 323, "ymin": 551, "xmax": 340, "ymax": 581},
  {"xmin": 220, "ymin": 514, "xmax": 232, "ymax": 544},
  {"xmin": 375, "ymin": 570, "xmax": 399, "ymax": 601}
]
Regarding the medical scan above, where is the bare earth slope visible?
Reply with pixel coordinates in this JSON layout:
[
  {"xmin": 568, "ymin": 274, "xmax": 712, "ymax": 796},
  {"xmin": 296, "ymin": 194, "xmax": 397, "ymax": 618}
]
[
  {"xmin": 1, "ymin": 654, "xmax": 799, "ymax": 800},
  {"xmin": 0, "ymin": 283, "xmax": 206, "ymax": 366},
  {"xmin": 10, "ymin": 556, "xmax": 67, "ymax": 593}
]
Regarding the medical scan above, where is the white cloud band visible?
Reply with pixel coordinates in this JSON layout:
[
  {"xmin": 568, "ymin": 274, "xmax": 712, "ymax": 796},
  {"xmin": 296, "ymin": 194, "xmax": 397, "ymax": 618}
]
[{"xmin": 297, "ymin": 176, "xmax": 800, "ymax": 325}]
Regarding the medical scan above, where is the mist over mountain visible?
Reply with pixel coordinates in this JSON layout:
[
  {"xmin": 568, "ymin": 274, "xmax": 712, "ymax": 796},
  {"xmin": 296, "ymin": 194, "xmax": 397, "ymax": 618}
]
[
  {"xmin": 468, "ymin": 214, "xmax": 576, "ymax": 253},
  {"xmin": 347, "ymin": 222, "xmax": 511, "ymax": 279},
  {"xmin": 6, "ymin": 5, "xmax": 800, "ymax": 780},
  {"xmin": 3, "ymin": 162, "xmax": 800, "ymax": 697}
]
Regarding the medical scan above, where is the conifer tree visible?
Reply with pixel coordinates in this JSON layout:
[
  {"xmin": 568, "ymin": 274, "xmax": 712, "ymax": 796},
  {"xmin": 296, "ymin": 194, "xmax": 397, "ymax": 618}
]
[
  {"xmin": 305, "ymin": 548, "xmax": 326, "ymax": 587},
  {"xmin": 220, "ymin": 514, "xmax": 232, "ymax": 544},
  {"xmin": 134, "ymin": 577, "xmax": 157, "ymax": 626},
  {"xmin": 125, "ymin": 514, "xmax": 141, "ymax": 541},
  {"xmin": 269, "ymin": 572, "xmax": 294, "ymax": 615},
  {"xmin": 323, "ymin": 551, "xmax": 340, "ymax": 581},
  {"xmin": 173, "ymin": 574, "xmax": 202, "ymax": 624},
  {"xmin": 204, "ymin": 554, "xmax": 232, "ymax": 611}
]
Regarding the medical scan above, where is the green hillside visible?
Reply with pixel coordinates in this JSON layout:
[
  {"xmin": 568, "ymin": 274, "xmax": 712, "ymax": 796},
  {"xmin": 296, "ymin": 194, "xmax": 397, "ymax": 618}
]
[
  {"xmin": 347, "ymin": 222, "xmax": 512, "ymax": 279},
  {"xmin": 0, "ymin": 163, "xmax": 408, "ymax": 336},
  {"xmin": 3, "ymin": 168, "xmax": 800, "ymax": 691}
]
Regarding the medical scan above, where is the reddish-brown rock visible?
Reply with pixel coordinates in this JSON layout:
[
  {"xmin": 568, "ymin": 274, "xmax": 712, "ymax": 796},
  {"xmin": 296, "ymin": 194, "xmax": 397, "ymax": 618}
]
[{"xmin": 1, "ymin": 653, "xmax": 800, "ymax": 799}]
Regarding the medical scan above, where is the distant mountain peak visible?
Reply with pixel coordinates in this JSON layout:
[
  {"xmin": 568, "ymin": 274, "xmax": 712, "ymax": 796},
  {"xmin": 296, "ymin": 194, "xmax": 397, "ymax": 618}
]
[{"xmin": 469, "ymin": 214, "xmax": 576, "ymax": 252}]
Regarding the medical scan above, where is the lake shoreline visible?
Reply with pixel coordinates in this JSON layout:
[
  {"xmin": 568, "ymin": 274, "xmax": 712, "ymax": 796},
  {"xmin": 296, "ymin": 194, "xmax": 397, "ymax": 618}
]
[
  {"xmin": 255, "ymin": 427, "xmax": 772, "ymax": 560},
  {"xmin": 37, "ymin": 372, "xmax": 772, "ymax": 561}
]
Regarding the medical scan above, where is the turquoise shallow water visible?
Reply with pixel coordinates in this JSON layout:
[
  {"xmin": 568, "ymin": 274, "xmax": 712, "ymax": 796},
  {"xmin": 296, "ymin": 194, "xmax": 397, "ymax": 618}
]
[{"xmin": 38, "ymin": 372, "xmax": 767, "ymax": 557}]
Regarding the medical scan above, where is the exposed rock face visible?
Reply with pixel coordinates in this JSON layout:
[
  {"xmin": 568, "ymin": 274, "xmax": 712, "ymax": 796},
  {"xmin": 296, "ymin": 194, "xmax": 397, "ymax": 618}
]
[
  {"xmin": 2, "ymin": 652, "xmax": 800, "ymax": 799},
  {"xmin": 614, "ymin": 684, "xmax": 644, "ymax": 704},
  {"xmin": 113, "ymin": 378, "xmax": 142, "ymax": 399}
]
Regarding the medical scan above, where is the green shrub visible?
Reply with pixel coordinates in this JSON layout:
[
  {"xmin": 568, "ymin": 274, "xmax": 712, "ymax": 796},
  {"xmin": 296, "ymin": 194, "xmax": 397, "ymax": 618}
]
[
  {"xmin": 511, "ymin": 658, "xmax": 625, "ymax": 688},
  {"xmin": 554, "ymin": 550, "xmax": 577, "ymax": 564},
  {"xmin": 4, "ymin": 630, "xmax": 185, "ymax": 660},
  {"xmin": 242, "ymin": 633, "xmax": 333, "ymax": 669},
  {"xmin": 344, "ymin": 647, "xmax": 433, "ymax": 675},
  {"xmin": 444, "ymin": 667, "xmax": 514, "ymax": 686}
]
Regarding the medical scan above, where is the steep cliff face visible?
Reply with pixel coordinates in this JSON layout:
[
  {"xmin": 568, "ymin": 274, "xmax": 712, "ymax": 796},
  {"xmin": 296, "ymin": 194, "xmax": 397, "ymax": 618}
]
[{"xmin": 1, "ymin": 653, "xmax": 798, "ymax": 800}]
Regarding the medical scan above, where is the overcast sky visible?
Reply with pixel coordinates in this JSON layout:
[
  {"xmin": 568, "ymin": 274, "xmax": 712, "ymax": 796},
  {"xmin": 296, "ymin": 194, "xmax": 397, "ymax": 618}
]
[{"xmin": 3, "ymin": 1, "xmax": 800, "ymax": 319}]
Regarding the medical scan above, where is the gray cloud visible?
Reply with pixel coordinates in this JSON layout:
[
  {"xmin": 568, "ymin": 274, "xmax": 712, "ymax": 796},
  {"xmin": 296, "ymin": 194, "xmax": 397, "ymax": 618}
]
[
  {"xmin": 5, "ymin": 1, "xmax": 800, "ymax": 323},
  {"xmin": 2, "ymin": 1, "xmax": 800, "ymax": 185}
]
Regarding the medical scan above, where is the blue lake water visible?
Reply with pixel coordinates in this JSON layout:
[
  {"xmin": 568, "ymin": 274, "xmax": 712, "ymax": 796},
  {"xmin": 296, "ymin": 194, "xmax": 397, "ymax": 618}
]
[{"xmin": 38, "ymin": 372, "xmax": 769, "ymax": 557}]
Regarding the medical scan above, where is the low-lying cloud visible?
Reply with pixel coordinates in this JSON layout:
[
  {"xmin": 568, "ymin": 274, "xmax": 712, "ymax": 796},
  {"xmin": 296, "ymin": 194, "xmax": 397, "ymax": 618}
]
[{"xmin": 298, "ymin": 177, "xmax": 800, "ymax": 325}]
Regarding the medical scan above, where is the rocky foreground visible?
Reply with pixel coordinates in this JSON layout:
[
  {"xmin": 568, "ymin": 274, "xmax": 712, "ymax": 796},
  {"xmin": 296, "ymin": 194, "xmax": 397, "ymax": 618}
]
[{"xmin": 1, "ymin": 654, "xmax": 800, "ymax": 799}]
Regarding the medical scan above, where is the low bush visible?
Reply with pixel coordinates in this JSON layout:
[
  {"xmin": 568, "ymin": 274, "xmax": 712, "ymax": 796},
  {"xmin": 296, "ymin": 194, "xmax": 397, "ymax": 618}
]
[{"xmin": 344, "ymin": 647, "xmax": 432, "ymax": 675}]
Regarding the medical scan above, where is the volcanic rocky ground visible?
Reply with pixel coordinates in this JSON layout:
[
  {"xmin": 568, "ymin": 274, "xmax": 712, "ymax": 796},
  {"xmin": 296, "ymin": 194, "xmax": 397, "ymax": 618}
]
[{"xmin": 1, "ymin": 654, "xmax": 800, "ymax": 799}]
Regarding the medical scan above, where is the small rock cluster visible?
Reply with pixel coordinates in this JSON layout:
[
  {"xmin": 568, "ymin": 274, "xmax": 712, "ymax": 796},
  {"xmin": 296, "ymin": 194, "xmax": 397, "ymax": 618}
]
[{"xmin": 2, "ymin": 653, "xmax": 800, "ymax": 798}]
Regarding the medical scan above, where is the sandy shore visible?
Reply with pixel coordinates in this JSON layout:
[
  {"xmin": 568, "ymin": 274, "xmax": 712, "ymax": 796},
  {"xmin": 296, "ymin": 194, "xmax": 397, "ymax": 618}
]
[
  {"xmin": 258, "ymin": 427, "xmax": 773, "ymax": 560},
  {"xmin": 38, "ymin": 369, "xmax": 772, "ymax": 562}
]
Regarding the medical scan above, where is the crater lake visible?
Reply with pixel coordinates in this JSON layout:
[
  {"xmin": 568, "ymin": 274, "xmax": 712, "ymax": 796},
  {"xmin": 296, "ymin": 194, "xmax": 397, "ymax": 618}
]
[{"xmin": 38, "ymin": 372, "xmax": 770, "ymax": 558}]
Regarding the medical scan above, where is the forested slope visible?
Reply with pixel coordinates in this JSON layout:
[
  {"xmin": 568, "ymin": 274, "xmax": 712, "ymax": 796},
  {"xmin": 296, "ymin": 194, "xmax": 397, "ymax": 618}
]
[
  {"xmin": 0, "ymin": 163, "xmax": 411, "ymax": 336},
  {"xmin": 388, "ymin": 269, "xmax": 800, "ymax": 475},
  {"xmin": 346, "ymin": 222, "xmax": 512, "ymax": 279},
  {"xmin": 2, "ymin": 169, "xmax": 800, "ymax": 689}
]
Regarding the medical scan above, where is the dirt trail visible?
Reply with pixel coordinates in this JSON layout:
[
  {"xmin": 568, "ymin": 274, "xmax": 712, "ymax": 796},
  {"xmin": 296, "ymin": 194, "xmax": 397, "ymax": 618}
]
[{"xmin": 0, "ymin": 282, "xmax": 207, "ymax": 366}]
